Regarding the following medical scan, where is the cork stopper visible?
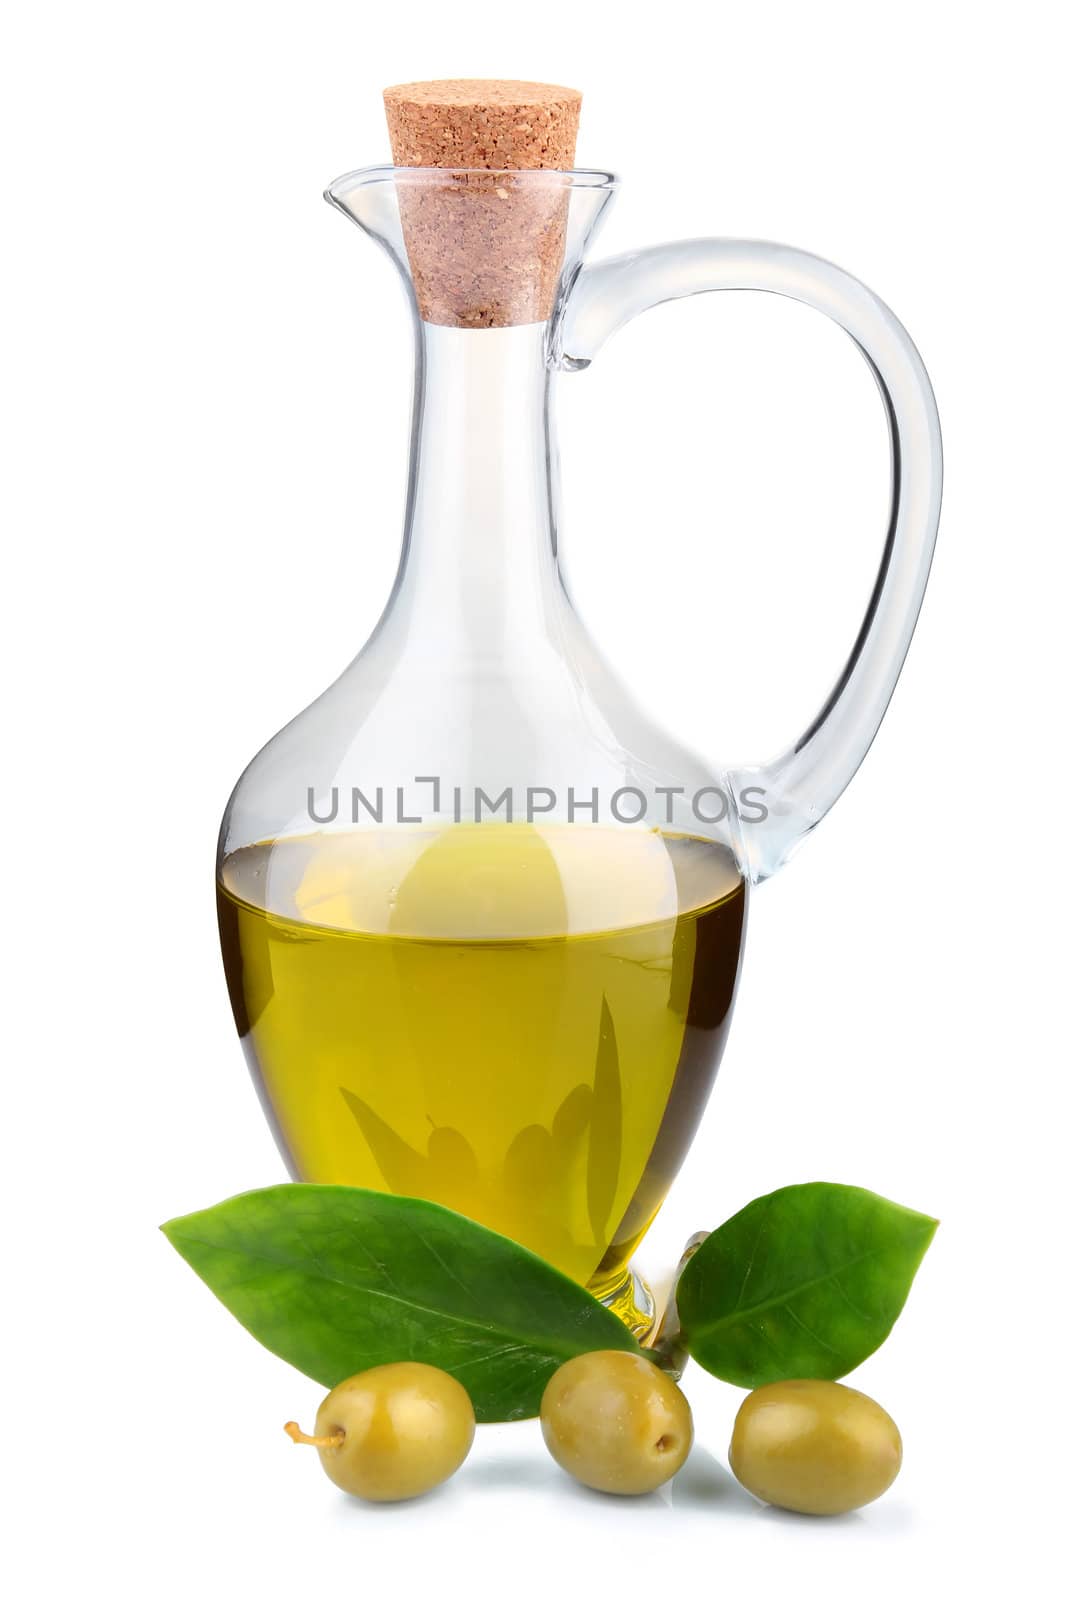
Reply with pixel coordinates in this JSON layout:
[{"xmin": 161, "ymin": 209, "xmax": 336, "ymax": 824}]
[
  {"xmin": 383, "ymin": 80, "xmax": 582, "ymax": 170},
  {"xmin": 382, "ymin": 80, "xmax": 583, "ymax": 328}
]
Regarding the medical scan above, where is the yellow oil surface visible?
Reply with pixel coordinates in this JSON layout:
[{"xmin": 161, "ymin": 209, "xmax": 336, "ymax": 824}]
[{"xmin": 218, "ymin": 825, "xmax": 746, "ymax": 1292}]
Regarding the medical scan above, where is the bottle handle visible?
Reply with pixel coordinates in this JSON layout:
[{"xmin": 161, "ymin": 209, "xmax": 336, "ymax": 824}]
[{"xmin": 558, "ymin": 239, "xmax": 943, "ymax": 882}]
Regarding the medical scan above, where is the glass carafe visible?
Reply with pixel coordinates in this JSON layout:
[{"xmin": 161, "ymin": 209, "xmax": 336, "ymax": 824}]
[{"xmin": 217, "ymin": 165, "xmax": 941, "ymax": 1336}]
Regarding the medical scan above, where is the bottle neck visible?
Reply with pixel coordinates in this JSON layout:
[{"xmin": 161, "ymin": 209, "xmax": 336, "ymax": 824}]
[{"xmin": 391, "ymin": 322, "xmax": 561, "ymax": 654}]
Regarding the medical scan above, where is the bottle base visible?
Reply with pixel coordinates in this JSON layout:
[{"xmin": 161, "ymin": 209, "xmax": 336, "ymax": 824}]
[{"xmin": 598, "ymin": 1267, "xmax": 656, "ymax": 1345}]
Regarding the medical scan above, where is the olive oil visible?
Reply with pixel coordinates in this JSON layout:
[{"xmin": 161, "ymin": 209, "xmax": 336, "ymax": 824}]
[{"xmin": 217, "ymin": 825, "xmax": 745, "ymax": 1296}]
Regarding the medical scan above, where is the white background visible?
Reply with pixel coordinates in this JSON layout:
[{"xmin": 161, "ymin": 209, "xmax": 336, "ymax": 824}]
[{"xmin": 4, "ymin": 2, "xmax": 1064, "ymax": 1595}]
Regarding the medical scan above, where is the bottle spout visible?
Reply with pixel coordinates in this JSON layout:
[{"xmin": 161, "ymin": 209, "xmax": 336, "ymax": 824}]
[
  {"xmin": 325, "ymin": 165, "xmax": 617, "ymax": 329},
  {"xmin": 325, "ymin": 166, "xmax": 412, "ymax": 269}
]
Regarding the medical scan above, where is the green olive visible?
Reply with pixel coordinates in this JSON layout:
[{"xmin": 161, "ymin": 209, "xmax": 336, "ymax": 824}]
[
  {"xmin": 540, "ymin": 1350, "xmax": 693, "ymax": 1495},
  {"xmin": 287, "ymin": 1362, "xmax": 475, "ymax": 1502},
  {"xmin": 729, "ymin": 1379, "xmax": 902, "ymax": 1515}
]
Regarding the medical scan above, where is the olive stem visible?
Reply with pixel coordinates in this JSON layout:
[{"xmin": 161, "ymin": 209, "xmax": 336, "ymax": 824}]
[
  {"xmin": 648, "ymin": 1231, "xmax": 710, "ymax": 1380},
  {"xmin": 284, "ymin": 1421, "xmax": 345, "ymax": 1449}
]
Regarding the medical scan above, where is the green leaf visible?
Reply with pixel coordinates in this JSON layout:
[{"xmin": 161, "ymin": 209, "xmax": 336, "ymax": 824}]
[
  {"xmin": 161, "ymin": 1184, "xmax": 639, "ymax": 1422},
  {"xmin": 677, "ymin": 1182, "xmax": 938, "ymax": 1388}
]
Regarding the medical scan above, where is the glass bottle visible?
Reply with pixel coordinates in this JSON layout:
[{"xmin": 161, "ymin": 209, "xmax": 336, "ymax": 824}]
[{"xmin": 217, "ymin": 166, "xmax": 941, "ymax": 1337}]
